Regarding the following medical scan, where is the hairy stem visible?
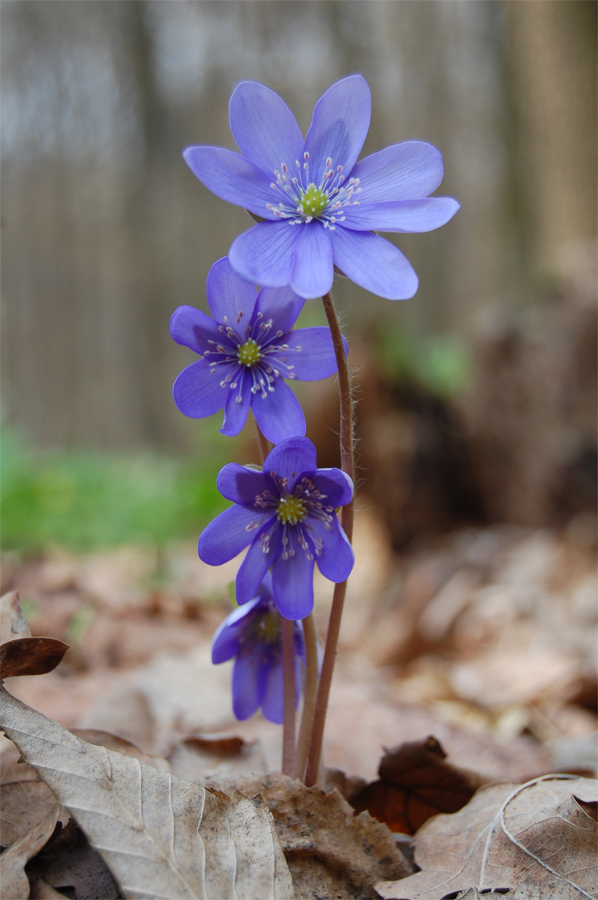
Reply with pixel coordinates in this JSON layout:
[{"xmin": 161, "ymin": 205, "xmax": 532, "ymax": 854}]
[
  {"xmin": 281, "ymin": 617, "xmax": 296, "ymax": 776},
  {"xmin": 294, "ymin": 612, "xmax": 319, "ymax": 780},
  {"xmin": 304, "ymin": 291, "xmax": 355, "ymax": 787},
  {"xmin": 254, "ymin": 414, "xmax": 271, "ymax": 464}
]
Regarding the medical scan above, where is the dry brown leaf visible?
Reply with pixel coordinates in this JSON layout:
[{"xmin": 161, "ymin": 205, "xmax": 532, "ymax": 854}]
[
  {"xmin": 0, "ymin": 590, "xmax": 31, "ymax": 644},
  {"xmin": 28, "ymin": 876, "xmax": 72, "ymax": 899},
  {"xmin": 180, "ymin": 733, "xmax": 247, "ymax": 756},
  {"xmin": 0, "ymin": 636, "xmax": 69, "ymax": 678},
  {"xmin": 376, "ymin": 775, "xmax": 598, "ymax": 900},
  {"xmin": 0, "ymin": 689, "xmax": 294, "ymax": 899},
  {"xmin": 351, "ymin": 736, "xmax": 486, "ymax": 835},
  {"xmin": 1, "ymin": 804, "xmax": 63, "ymax": 900},
  {"xmin": 0, "ymin": 748, "xmax": 62, "ymax": 848},
  {"xmin": 325, "ymin": 767, "xmax": 368, "ymax": 803},
  {"xmin": 209, "ymin": 771, "xmax": 412, "ymax": 900},
  {"xmin": 0, "ymin": 747, "xmax": 70, "ymax": 899}
]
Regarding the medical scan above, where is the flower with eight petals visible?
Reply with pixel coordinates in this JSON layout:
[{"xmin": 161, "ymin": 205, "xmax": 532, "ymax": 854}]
[{"xmin": 183, "ymin": 75, "xmax": 460, "ymax": 301}]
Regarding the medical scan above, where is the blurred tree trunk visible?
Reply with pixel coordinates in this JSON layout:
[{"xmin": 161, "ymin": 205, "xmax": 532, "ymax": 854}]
[
  {"xmin": 121, "ymin": 2, "xmax": 177, "ymax": 450},
  {"xmin": 506, "ymin": 0, "xmax": 597, "ymax": 279},
  {"xmin": 455, "ymin": 1, "xmax": 598, "ymax": 528}
]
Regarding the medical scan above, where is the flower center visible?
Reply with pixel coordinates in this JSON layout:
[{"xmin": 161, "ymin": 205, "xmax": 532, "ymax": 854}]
[
  {"xmin": 298, "ymin": 183, "xmax": 328, "ymax": 218},
  {"xmin": 237, "ymin": 338, "xmax": 261, "ymax": 367},
  {"xmin": 277, "ymin": 495, "xmax": 307, "ymax": 525},
  {"xmin": 257, "ymin": 610, "xmax": 281, "ymax": 644}
]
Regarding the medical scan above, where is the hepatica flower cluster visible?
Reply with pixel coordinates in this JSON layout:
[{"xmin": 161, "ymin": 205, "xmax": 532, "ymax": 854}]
[
  {"xmin": 171, "ymin": 74, "xmax": 458, "ymax": 740},
  {"xmin": 183, "ymin": 75, "xmax": 459, "ymax": 300}
]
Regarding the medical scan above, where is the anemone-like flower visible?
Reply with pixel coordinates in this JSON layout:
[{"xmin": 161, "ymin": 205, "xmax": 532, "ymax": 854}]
[
  {"xmin": 183, "ymin": 75, "xmax": 459, "ymax": 302},
  {"xmin": 212, "ymin": 574, "xmax": 304, "ymax": 723},
  {"xmin": 199, "ymin": 436, "xmax": 354, "ymax": 619},
  {"xmin": 170, "ymin": 258, "xmax": 344, "ymax": 444}
]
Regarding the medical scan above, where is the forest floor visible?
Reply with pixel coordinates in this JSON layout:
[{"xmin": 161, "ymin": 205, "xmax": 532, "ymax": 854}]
[
  {"xmin": 3, "ymin": 507, "xmax": 596, "ymax": 785},
  {"xmin": 1, "ymin": 507, "xmax": 597, "ymax": 899}
]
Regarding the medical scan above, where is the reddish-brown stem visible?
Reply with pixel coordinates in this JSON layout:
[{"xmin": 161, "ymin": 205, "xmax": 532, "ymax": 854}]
[
  {"xmin": 281, "ymin": 617, "xmax": 296, "ymax": 776},
  {"xmin": 320, "ymin": 292, "xmax": 355, "ymax": 484},
  {"xmin": 253, "ymin": 415, "xmax": 295, "ymax": 772},
  {"xmin": 254, "ymin": 414, "xmax": 271, "ymax": 464},
  {"xmin": 304, "ymin": 291, "xmax": 355, "ymax": 787},
  {"xmin": 294, "ymin": 612, "xmax": 319, "ymax": 780}
]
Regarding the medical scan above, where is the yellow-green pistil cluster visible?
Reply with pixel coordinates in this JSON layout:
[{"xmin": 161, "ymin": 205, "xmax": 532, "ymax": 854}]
[
  {"xmin": 277, "ymin": 495, "xmax": 307, "ymax": 526},
  {"xmin": 255, "ymin": 610, "xmax": 281, "ymax": 644},
  {"xmin": 237, "ymin": 338, "xmax": 262, "ymax": 367},
  {"xmin": 299, "ymin": 183, "xmax": 328, "ymax": 218}
]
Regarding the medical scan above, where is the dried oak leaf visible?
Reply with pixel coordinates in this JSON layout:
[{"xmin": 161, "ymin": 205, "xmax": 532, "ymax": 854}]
[
  {"xmin": 351, "ymin": 736, "xmax": 486, "ymax": 835},
  {"xmin": 0, "ymin": 636, "xmax": 69, "ymax": 678},
  {"xmin": 0, "ymin": 590, "xmax": 31, "ymax": 643},
  {"xmin": 0, "ymin": 689, "xmax": 294, "ymax": 899},
  {"xmin": 376, "ymin": 775, "xmax": 598, "ymax": 900},
  {"xmin": 209, "ymin": 771, "xmax": 412, "ymax": 900}
]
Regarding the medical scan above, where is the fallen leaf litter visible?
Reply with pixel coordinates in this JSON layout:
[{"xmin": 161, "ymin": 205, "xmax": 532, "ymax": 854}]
[{"xmin": 1, "ymin": 519, "xmax": 596, "ymax": 899}]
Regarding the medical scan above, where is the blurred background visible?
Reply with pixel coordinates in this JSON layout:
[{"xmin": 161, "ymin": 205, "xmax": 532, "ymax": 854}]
[
  {"xmin": 2, "ymin": 0, "xmax": 596, "ymax": 551},
  {"xmin": 1, "ymin": 1, "xmax": 596, "ymax": 779}
]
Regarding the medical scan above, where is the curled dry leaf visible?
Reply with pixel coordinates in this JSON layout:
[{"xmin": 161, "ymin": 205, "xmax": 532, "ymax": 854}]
[
  {"xmin": 0, "ymin": 747, "xmax": 71, "ymax": 899},
  {"xmin": 325, "ymin": 767, "xmax": 368, "ymax": 803},
  {"xmin": 1, "ymin": 803, "xmax": 64, "ymax": 900},
  {"xmin": 208, "ymin": 771, "xmax": 412, "ymax": 900},
  {"xmin": 0, "ymin": 748, "xmax": 66, "ymax": 848},
  {"xmin": 351, "ymin": 736, "xmax": 487, "ymax": 834},
  {"xmin": 28, "ymin": 876, "xmax": 72, "ymax": 899},
  {"xmin": 0, "ymin": 689, "xmax": 294, "ymax": 900},
  {"xmin": 0, "ymin": 590, "xmax": 31, "ymax": 643},
  {"xmin": 179, "ymin": 733, "xmax": 247, "ymax": 756},
  {"xmin": 0, "ymin": 636, "xmax": 69, "ymax": 678},
  {"xmin": 376, "ymin": 775, "xmax": 598, "ymax": 900}
]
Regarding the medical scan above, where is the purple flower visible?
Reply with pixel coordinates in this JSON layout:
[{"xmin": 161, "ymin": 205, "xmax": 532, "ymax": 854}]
[
  {"xmin": 199, "ymin": 436, "xmax": 354, "ymax": 620},
  {"xmin": 212, "ymin": 574, "xmax": 304, "ymax": 724},
  {"xmin": 171, "ymin": 258, "xmax": 344, "ymax": 444},
  {"xmin": 183, "ymin": 75, "xmax": 459, "ymax": 301}
]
